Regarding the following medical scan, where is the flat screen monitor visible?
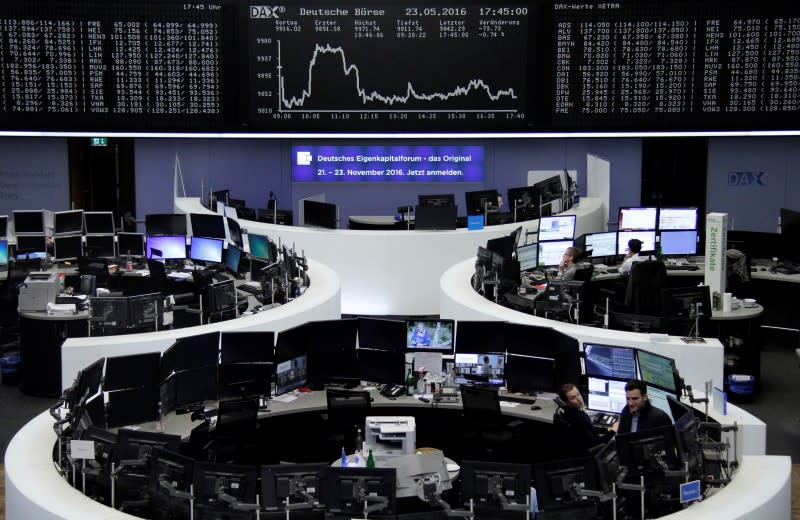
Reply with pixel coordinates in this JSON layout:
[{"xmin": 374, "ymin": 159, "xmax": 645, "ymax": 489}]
[
  {"xmin": 218, "ymin": 363, "xmax": 272, "ymax": 399},
  {"xmin": 615, "ymin": 425, "xmax": 681, "ymax": 475},
  {"xmin": 189, "ymin": 213, "xmax": 226, "ymax": 240},
  {"xmin": 533, "ymin": 457, "xmax": 598, "ymax": 511},
  {"xmin": 54, "ymin": 210, "xmax": 84, "ymax": 234},
  {"xmin": 659, "ymin": 230, "xmax": 698, "ymax": 256},
  {"xmin": 15, "ymin": 235, "xmax": 47, "ymax": 255},
  {"xmin": 53, "ymin": 235, "xmax": 83, "ymax": 261},
  {"xmin": 146, "ymin": 235, "xmax": 186, "ymax": 260},
  {"xmin": 404, "ymin": 319, "xmax": 454, "ymax": 353},
  {"xmin": 224, "ymin": 244, "xmax": 242, "ymax": 274},
  {"xmin": 636, "ymin": 350, "xmax": 678, "ymax": 394},
  {"xmin": 226, "ymin": 217, "xmax": 243, "ymax": 247},
  {"xmin": 661, "ymin": 285, "xmax": 711, "ymax": 323},
  {"xmin": 160, "ymin": 331, "xmax": 220, "ymax": 381},
  {"xmin": 781, "ymin": 207, "xmax": 800, "ymax": 237},
  {"xmin": 583, "ymin": 344, "xmax": 638, "ymax": 380},
  {"xmin": 585, "ymin": 231, "xmax": 618, "ymax": 257},
  {"xmin": 537, "ymin": 239, "xmax": 573, "ymax": 267},
  {"xmin": 90, "ymin": 296, "xmax": 129, "ymax": 334},
  {"xmin": 221, "ymin": 331, "xmax": 275, "ymax": 363},
  {"xmin": 323, "ymin": 467, "xmax": 396, "ymax": 516},
  {"xmin": 275, "ymin": 354, "xmax": 308, "ymax": 396},
  {"xmin": 85, "ymin": 235, "xmax": 116, "ymax": 258},
  {"xmin": 357, "ymin": 348, "xmax": 406, "ymax": 386},
  {"xmin": 105, "ymin": 352, "xmax": 161, "ymax": 391},
  {"xmin": 206, "ymin": 279, "xmax": 236, "ymax": 318},
  {"xmin": 117, "ymin": 232, "xmax": 145, "ymax": 257},
  {"xmin": 71, "ymin": 357, "xmax": 105, "ymax": 408},
  {"xmin": 540, "ymin": 279, "xmax": 586, "ymax": 317},
  {"xmin": 465, "ymin": 189, "xmax": 499, "ymax": 215},
  {"xmin": 209, "ymin": 189, "xmax": 230, "ymax": 206},
  {"xmin": 303, "ymin": 199, "xmax": 338, "ymax": 229},
  {"xmin": 12, "ymin": 210, "xmax": 44, "ymax": 234},
  {"xmin": 247, "ymin": 233, "xmax": 271, "ymax": 260},
  {"xmin": 173, "ymin": 365, "xmax": 219, "ymax": 408},
  {"xmin": 618, "ymin": 207, "xmax": 658, "ymax": 231},
  {"xmin": 538, "ymin": 215, "xmax": 577, "ymax": 242},
  {"xmin": 414, "ymin": 204, "xmax": 457, "ymax": 230},
  {"xmin": 455, "ymin": 320, "xmax": 506, "ymax": 355},
  {"xmin": 611, "ymin": 311, "xmax": 663, "ymax": 333},
  {"xmin": 645, "ymin": 386, "xmax": 676, "ymax": 423},
  {"xmin": 617, "ymin": 231, "xmax": 656, "ymax": 255},
  {"xmin": 0, "ymin": 216, "xmax": 7, "ymax": 238},
  {"xmin": 260, "ymin": 463, "xmax": 329, "ymax": 510},
  {"xmin": 357, "ymin": 317, "xmax": 405, "ymax": 352},
  {"xmin": 418, "ymin": 193, "xmax": 455, "ymax": 207},
  {"xmin": 486, "ymin": 234, "xmax": 515, "ymax": 261},
  {"xmin": 106, "ymin": 385, "xmax": 161, "ymax": 427},
  {"xmin": 113, "ymin": 429, "xmax": 181, "ymax": 465},
  {"xmin": 586, "ymin": 376, "xmax": 626, "ymax": 414},
  {"xmin": 128, "ymin": 292, "xmax": 161, "ymax": 330},
  {"xmin": 192, "ymin": 462, "xmax": 258, "ymax": 508},
  {"xmin": 0, "ymin": 240, "xmax": 7, "ymax": 265},
  {"xmin": 658, "ymin": 207, "xmax": 698, "ymax": 231},
  {"xmin": 505, "ymin": 354, "xmax": 556, "ymax": 394},
  {"xmin": 190, "ymin": 236, "xmax": 224, "ymax": 264},
  {"xmin": 145, "ymin": 213, "xmax": 187, "ymax": 236},
  {"xmin": 249, "ymin": 257, "xmax": 271, "ymax": 284},
  {"xmin": 517, "ymin": 243, "xmax": 538, "ymax": 271},
  {"xmin": 150, "ymin": 448, "xmax": 195, "ymax": 512},
  {"xmin": 454, "ymin": 352, "xmax": 505, "ymax": 386},
  {"xmin": 83, "ymin": 212, "xmax": 115, "ymax": 235},
  {"xmin": 460, "ymin": 460, "xmax": 531, "ymax": 513}
]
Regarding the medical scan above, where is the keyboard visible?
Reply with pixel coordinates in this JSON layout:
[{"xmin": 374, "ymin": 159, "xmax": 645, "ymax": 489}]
[
  {"xmin": 666, "ymin": 264, "xmax": 700, "ymax": 271},
  {"xmin": 499, "ymin": 394, "xmax": 538, "ymax": 405},
  {"xmin": 238, "ymin": 281, "xmax": 262, "ymax": 295}
]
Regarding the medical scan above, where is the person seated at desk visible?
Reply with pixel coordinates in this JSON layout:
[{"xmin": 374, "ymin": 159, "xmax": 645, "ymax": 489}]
[
  {"xmin": 620, "ymin": 238, "xmax": 647, "ymax": 276},
  {"xmin": 555, "ymin": 384, "xmax": 615, "ymax": 454},
  {"xmin": 556, "ymin": 246, "xmax": 582, "ymax": 281},
  {"xmin": 613, "ymin": 380, "xmax": 672, "ymax": 434}
]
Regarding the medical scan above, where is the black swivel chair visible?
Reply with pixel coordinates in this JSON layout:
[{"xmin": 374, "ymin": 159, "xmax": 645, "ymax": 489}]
[
  {"xmin": 324, "ymin": 389, "xmax": 372, "ymax": 456},
  {"xmin": 624, "ymin": 260, "xmax": 668, "ymax": 316},
  {"xmin": 204, "ymin": 397, "xmax": 260, "ymax": 464},
  {"xmin": 459, "ymin": 386, "xmax": 519, "ymax": 461},
  {"xmin": 146, "ymin": 259, "xmax": 199, "ymax": 325}
]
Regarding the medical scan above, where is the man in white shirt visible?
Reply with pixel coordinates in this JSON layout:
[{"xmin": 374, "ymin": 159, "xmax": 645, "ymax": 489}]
[{"xmin": 620, "ymin": 238, "xmax": 647, "ymax": 275}]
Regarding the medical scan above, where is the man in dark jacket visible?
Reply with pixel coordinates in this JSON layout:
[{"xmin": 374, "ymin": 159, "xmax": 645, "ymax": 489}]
[
  {"xmin": 555, "ymin": 383, "xmax": 615, "ymax": 455},
  {"xmin": 615, "ymin": 379, "xmax": 672, "ymax": 434}
]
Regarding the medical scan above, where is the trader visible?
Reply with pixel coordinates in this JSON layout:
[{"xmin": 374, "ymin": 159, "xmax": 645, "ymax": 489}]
[
  {"xmin": 556, "ymin": 246, "xmax": 583, "ymax": 280},
  {"xmin": 555, "ymin": 383, "xmax": 615, "ymax": 454},
  {"xmin": 620, "ymin": 238, "xmax": 646, "ymax": 276},
  {"xmin": 613, "ymin": 380, "xmax": 672, "ymax": 434}
]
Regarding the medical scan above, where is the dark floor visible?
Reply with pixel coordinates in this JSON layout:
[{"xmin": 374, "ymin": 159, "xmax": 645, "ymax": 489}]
[{"xmin": 1, "ymin": 329, "xmax": 798, "ymax": 464}]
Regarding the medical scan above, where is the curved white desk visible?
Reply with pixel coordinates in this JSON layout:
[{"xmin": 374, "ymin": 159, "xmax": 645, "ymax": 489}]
[
  {"xmin": 60, "ymin": 259, "xmax": 341, "ymax": 393},
  {"xmin": 175, "ymin": 197, "xmax": 606, "ymax": 315}
]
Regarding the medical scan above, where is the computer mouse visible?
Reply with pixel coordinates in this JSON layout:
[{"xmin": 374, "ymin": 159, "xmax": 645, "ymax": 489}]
[{"xmin": 531, "ymin": 405, "xmax": 542, "ymax": 410}]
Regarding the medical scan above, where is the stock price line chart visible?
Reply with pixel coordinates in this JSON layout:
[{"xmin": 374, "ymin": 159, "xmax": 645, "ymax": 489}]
[{"xmin": 248, "ymin": 3, "xmax": 530, "ymax": 131}]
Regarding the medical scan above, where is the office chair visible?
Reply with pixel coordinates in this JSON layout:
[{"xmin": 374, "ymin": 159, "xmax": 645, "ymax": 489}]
[
  {"xmin": 204, "ymin": 397, "xmax": 260, "ymax": 464},
  {"xmin": 550, "ymin": 405, "xmax": 594, "ymax": 459},
  {"xmin": 146, "ymin": 259, "xmax": 199, "ymax": 325},
  {"xmin": 78, "ymin": 256, "xmax": 112, "ymax": 291},
  {"xmin": 624, "ymin": 260, "xmax": 667, "ymax": 316},
  {"xmin": 459, "ymin": 386, "xmax": 519, "ymax": 461},
  {"xmin": 324, "ymin": 388, "xmax": 372, "ymax": 456},
  {"xmin": 572, "ymin": 263, "xmax": 594, "ymax": 282},
  {"xmin": 0, "ymin": 261, "xmax": 32, "ymax": 348}
]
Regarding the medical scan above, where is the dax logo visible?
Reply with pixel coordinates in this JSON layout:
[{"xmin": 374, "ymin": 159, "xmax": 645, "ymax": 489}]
[
  {"xmin": 250, "ymin": 5, "xmax": 282, "ymax": 18},
  {"xmin": 296, "ymin": 151, "xmax": 313, "ymax": 166},
  {"xmin": 728, "ymin": 171, "xmax": 765, "ymax": 187}
]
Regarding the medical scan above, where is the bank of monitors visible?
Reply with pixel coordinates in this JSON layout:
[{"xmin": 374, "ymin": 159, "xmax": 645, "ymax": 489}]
[
  {"xmin": 190, "ymin": 236, "xmax": 224, "ymax": 264},
  {"xmin": 583, "ymin": 344, "xmax": 638, "ymax": 380},
  {"xmin": 517, "ymin": 243, "xmax": 539, "ymax": 271},
  {"xmin": 658, "ymin": 207, "xmax": 698, "ymax": 231},
  {"xmin": 617, "ymin": 231, "xmax": 656, "ymax": 255},
  {"xmin": 659, "ymin": 230, "xmax": 698, "ymax": 256},
  {"xmin": 146, "ymin": 235, "xmax": 186, "ymax": 260},
  {"xmin": 584, "ymin": 231, "xmax": 618, "ymax": 258},
  {"xmin": 303, "ymin": 199, "xmax": 338, "ymax": 229},
  {"xmin": 586, "ymin": 376, "xmax": 626, "ymax": 415},
  {"xmin": 54, "ymin": 210, "xmax": 84, "ymax": 235},
  {"xmin": 404, "ymin": 319, "xmax": 454, "ymax": 353},
  {"xmin": 418, "ymin": 193, "xmax": 455, "ymax": 207},
  {"xmin": 465, "ymin": 189, "xmax": 499, "ymax": 215},
  {"xmin": 247, "ymin": 233, "xmax": 271, "ymax": 260},
  {"xmin": 117, "ymin": 232, "xmax": 145, "ymax": 257},
  {"xmin": 146, "ymin": 213, "xmax": 187, "ymax": 236},
  {"xmin": 538, "ymin": 215, "xmax": 577, "ymax": 242},
  {"xmin": 537, "ymin": 239, "xmax": 573, "ymax": 267},
  {"xmin": 53, "ymin": 234, "xmax": 83, "ymax": 261},
  {"xmin": 618, "ymin": 207, "xmax": 658, "ymax": 231},
  {"xmin": 505, "ymin": 354, "xmax": 556, "ymax": 394},
  {"xmin": 454, "ymin": 353, "xmax": 505, "ymax": 387},
  {"xmin": 84, "ymin": 211, "xmax": 115, "ymax": 235},
  {"xmin": 323, "ymin": 467, "xmax": 396, "ymax": 517},
  {"xmin": 460, "ymin": 461, "xmax": 531, "ymax": 513},
  {"xmin": 85, "ymin": 235, "xmax": 116, "ymax": 258},
  {"xmin": 189, "ymin": 213, "xmax": 226, "ymax": 240},
  {"xmin": 13, "ymin": 210, "xmax": 45, "ymax": 234},
  {"xmin": 636, "ymin": 350, "xmax": 679, "ymax": 394}
]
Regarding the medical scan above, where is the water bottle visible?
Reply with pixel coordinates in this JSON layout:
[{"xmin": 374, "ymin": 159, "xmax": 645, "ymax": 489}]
[
  {"xmin": 341, "ymin": 447, "xmax": 348, "ymax": 467},
  {"xmin": 405, "ymin": 368, "xmax": 415, "ymax": 396},
  {"xmin": 354, "ymin": 427, "xmax": 363, "ymax": 454},
  {"xmin": 366, "ymin": 449, "xmax": 375, "ymax": 468}
]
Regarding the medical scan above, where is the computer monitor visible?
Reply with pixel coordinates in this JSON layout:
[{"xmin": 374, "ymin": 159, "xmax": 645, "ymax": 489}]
[
  {"xmin": 192, "ymin": 462, "xmax": 259, "ymax": 510},
  {"xmin": 455, "ymin": 320, "xmax": 506, "ymax": 355},
  {"xmin": 505, "ymin": 354, "xmax": 555, "ymax": 394},
  {"xmin": 585, "ymin": 231, "xmax": 618, "ymax": 258},
  {"xmin": 190, "ymin": 236, "xmax": 224, "ymax": 264},
  {"xmin": 357, "ymin": 317, "xmax": 405, "ymax": 352},
  {"xmin": 146, "ymin": 235, "xmax": 186, "ymax": 260},
  {"xmin": 274, "ymin": 354, "xmax": 308, "ymax": 396},
  {"xmin": 303, "ymin": 319, "xmax": 360, "ymax": 388},
  {"xmin": 84, "ymin": 211, "xmax": 115, "ymax": 235},
  {"xmin": 260, "ymin": 463, "xmax": 329, "ymax": 511},
  {"xmin": 160, "ymin": 331, "xmax": 220, "ymax": 380},
  {"xmin": 247, "ymin": 233, "xmax": 271, "ymax": 260},
  {"xmin": 636, "ymin": 350, "xmax": 679, "ymax": 394},
  {"xmin": 150, "ymin": 448, "xmax": 195, "ymax": 517},
  {"xmin": 615, "ymin": 424, "xmax": 681, "ymax": 476},
  {"xmin": 117, "ymin": 232, "xmax": 145, "ymax": 257},
  {"xmin": 114, "ymin": 429, "xmax": 181, "ymax": 465},
  {"xmin": 54, "ymin": 210, "xmax": 84, "ymax": 235},
  {"xmin": 172, "ymin": 365, "xmax": 219, "ymax": 409},
  {"xmin": 418, "ymin": 193, "xmax": 455, "ymax": 207},
  {"xmin": 107, "ymin": 385, "xmax": 161, "ymax": 427},
  {"xmin": 533, "ymin": 457, "xmax": 598, "ymax": 511},
  {"xmin": 658, "ymin": 207, "xmax": 698, "ymax": 231},
  {"xmin": 71, "ymin": 357, "xmax": 105, "ymax": 409},
  {"xmin": 465, "ymin": 189, "xmax": 499, "ymax": 215},
  {"xmin": 593, "ymin": 439, "xmax": 621, "ymax": 494},
  {"xmin": 583, "ymin": 344, "xmax": 638, "ymax": 380},
  {"xmin": 53, "ymin": 234, "xmax": 83, "ymax": 261},
  {"xmin": 224, "ymin": 244, "xmax": 242, "ymax": 275},
  {"xmin": 486, "ymin": 234, "xmax": 516, "ymax": 261},
  {"xmin": 618, "ymin": 207, "xmax": 658, "ymax": 231},
  {"xmin": 540, "ymin": 280, "xmax": 587, "ymax": 319},
  {"xmin": 357, "ymin": 348, "xmax": 406, "ymax": 386},
  {"xmin": 220, "ymin": 331, "xmax": 275, "ymax": 363},
  {"xmin": 529, "ymin": 175, "xmax": 565, "ymax": 217},
  {"xmin": 611, "ymin": 311, "xmax": 663, "ymax": 333},
  {"xmin": 659, "ymin": 230, "xmax": 698, "ymax": 256},
  {"xmin": 671, "ymin": 399, "xmax": 702, "ymax": 475},
  {"xmin": 128, "ymin": 292, "xmax": 161, "ymax": 331},
  {"xmin": 146, "ymin": 213, "xmax": 188, "ymax": 236},
  {"xmin": 517, "ymin": 243, "xmax": 538, "ymax": 271},
  {"xmin": 616, "ymin": 231, "xmax": 656, "ymax": 255},
  {"xmin": 405, "ymin": 319, "xmax": 454, "ymax": 353},
  {"xmin": 209, "ymin": 189, "xmax": 230, "ymax": 207},
  {"xmin": 85, "ymin": 235, "xmax": 116, "ymax": 258},
  {"xmin": 586, "ymin": 376, "xmax": 626, "ymax": 415},
  {"xmin": 104, "ymin": 352, "xmax": 161, "ymax": 391},
  {"xmin": 537, "ymin": 239, "xmax": 573, "ymax": 267},
  {"xmin": 454, "ymin": 352, "xmax": 505, "ymax": 386},
  {"xmin": 12, "ymin": 210, "xmax": 45, "ymax": 234},
  {"xmin": 226, "ymin": 217, "xmax": 243, "ymax": 248},
  {"xmin": 189, "ymin": 213, "xmax": 226, "ymax": 240},
  {"xmin": 460, "ymin": 460, "xmax": 531, "ymax": 513},
  {"xmin": 645, "ymin": 386, "xmax": 675, "ymax": 424},
  {"xmin": 0, "ymin": 240, "xmax": 8, "ymax": 266},
  {"xmin": 323, "ymin": 467, "xmax": 396, "ymax": 517},
  {"xmin": 661, "ymin": 285, "xmax": 711, "ymax": 324},
  {"xmin": 15, "ymin": 235, "xmax": 47, "ymax": 256},
  {"xmin": 90, "ymin": 296, "xmax": 129, "ymax": 335},
  {"xmin": 206, "ymin": 279, "xmax": 236, "ymax": 321},
  {"xmin": 303, "ymin": 199, "xmax": 338, "ymax": 229},
  {"xmin": 539, "ymin": 215, "xmax": 577, "ymax": 242},
  {"xmin": 414, "ymin": 204, "xmax": 457, "ymax": 230},
  {"xmin": 0, "ymin": 215, "xmax": 7, "ymax": 238},
  {"xmin": 217, "ymin": 363, "xmax": 272, "ymax": 400}
]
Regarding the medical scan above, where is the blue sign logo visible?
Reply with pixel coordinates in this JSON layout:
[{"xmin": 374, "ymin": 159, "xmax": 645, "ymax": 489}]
[
  {"xmin": 679, "ymin": 480, "xmax": 702, "ymax": 503},
  {"xmin": 467, "ymin": 215, "xmax": 485, "ymax": 230},
  {"xmin": 728, "ymin": 171, "xmax": 765, "ymax": 187}
]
